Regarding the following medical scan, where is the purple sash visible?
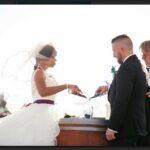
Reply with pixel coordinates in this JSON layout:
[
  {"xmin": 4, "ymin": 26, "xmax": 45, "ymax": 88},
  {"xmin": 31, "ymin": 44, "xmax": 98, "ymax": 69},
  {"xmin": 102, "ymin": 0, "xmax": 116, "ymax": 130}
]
[
  {"xmin": 25, "ymin": 99, "xmax": 54, "ymax": 107},
  {"xmin": 34, "ymin": 99, "xmax": 54, "ymax": 105}
]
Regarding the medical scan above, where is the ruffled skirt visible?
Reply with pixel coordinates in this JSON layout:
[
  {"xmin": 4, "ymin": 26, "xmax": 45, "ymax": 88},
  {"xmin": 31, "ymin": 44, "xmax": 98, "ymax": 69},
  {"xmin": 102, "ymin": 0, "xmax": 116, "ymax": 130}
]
[{"xmin": 0, "ymin": 103, "xmax": 64, "ymax": 146}]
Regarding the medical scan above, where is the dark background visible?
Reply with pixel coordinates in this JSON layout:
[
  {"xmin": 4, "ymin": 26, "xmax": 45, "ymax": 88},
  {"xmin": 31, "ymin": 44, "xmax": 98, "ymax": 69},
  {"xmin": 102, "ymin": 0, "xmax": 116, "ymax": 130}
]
[{"xmin": 0, "ymin": 0, "xmax": 149, "ymax": 4}]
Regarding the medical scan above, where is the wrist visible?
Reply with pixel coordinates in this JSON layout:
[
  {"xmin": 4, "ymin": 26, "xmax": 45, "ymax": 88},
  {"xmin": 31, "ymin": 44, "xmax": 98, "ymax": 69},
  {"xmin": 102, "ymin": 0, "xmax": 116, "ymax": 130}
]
[{"xmin": 66, "ymin": 84, "xmax": 68, "ymax": 89}]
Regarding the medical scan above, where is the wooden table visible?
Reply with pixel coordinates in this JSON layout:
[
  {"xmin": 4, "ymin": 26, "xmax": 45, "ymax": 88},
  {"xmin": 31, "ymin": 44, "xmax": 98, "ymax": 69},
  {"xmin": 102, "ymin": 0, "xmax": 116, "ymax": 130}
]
[{"xmin": 57, "ymin": 117, "xmax": 109, "ymax": 146}]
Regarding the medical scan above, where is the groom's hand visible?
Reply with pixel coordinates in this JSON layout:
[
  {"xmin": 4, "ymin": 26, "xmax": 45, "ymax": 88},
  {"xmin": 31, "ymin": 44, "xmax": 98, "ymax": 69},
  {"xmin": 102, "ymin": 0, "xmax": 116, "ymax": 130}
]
[
  {"xmin": 95, "ymin": 85, "xmax": 108, "ymax": 95},
  {"xmin": 105, "ymin": 128, "xmax": 116, "ymax": 141}
]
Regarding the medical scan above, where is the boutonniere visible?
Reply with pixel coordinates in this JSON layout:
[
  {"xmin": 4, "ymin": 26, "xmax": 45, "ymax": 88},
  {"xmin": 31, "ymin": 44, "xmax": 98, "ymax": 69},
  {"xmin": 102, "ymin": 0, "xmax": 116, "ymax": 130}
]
[{"xmin": 111, "ymin": 66, "xmax": 117, "ymax": 77}]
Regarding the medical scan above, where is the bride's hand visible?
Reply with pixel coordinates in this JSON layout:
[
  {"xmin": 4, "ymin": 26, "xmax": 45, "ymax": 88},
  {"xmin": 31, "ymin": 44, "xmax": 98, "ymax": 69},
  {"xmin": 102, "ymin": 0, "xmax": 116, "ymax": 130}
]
[{"xmin": 68, "ymin": 84, "xmax": 82, "ymax": 94}]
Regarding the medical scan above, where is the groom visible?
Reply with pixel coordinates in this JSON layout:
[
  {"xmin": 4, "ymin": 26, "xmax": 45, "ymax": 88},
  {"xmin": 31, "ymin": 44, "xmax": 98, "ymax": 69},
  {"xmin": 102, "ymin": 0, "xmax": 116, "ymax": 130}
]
[{"xmin": 95, "ymin": 34, "xmax": 147, "ymax": 146}]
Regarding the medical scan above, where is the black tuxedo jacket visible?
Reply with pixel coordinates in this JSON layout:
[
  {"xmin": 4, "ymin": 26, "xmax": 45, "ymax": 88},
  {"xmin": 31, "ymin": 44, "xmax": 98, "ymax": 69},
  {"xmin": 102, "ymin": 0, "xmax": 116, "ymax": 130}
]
[
  {"xmin": 108, "ymin": 55, "xmax": 147, "ymax": 138},
  {"xmin": 145, "ymin": 86, "xmax": 150, "ymax": 133}
]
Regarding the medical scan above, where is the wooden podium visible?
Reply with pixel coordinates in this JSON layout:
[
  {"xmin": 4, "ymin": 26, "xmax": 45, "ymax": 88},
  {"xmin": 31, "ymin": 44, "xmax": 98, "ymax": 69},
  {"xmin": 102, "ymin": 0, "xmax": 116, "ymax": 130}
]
[{"xmin": 57, "ymin": 117, "xmax": 109, "ymax": 146}]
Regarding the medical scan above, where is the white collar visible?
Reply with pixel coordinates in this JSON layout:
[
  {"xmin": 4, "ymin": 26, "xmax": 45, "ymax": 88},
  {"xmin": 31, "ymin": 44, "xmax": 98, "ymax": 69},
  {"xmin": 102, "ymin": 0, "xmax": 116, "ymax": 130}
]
[{"xmin": 123, "ymin": 54, "xmax": 135, "ymax": 63}]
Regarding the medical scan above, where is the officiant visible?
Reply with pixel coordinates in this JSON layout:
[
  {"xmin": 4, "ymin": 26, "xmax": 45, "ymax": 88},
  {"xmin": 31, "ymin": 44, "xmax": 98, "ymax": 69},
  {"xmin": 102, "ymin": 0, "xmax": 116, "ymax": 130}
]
[{"xmin": 138, "ymin": 40, "xmax": 150, "ymax": 146}]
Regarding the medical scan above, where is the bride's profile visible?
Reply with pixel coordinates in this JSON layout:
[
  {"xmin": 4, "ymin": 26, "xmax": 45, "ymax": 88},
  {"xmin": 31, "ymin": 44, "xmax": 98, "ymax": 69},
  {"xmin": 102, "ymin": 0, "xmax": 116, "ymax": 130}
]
[{"xmin": 0, "ymin": 43, "xmax": 82, "ymax": 145}]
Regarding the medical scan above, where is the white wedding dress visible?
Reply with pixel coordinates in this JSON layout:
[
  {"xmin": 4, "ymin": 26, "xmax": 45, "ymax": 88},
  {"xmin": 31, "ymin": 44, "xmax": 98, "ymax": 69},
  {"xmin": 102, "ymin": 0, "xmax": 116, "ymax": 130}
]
[{"xmin": 0, "ymin": 69, "xmax": 64, "ymax": 146}]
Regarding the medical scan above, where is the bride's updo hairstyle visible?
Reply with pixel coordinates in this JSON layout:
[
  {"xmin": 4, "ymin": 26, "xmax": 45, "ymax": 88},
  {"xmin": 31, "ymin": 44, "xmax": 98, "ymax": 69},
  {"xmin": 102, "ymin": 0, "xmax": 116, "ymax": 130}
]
[
  {"xmin": 34, "ymin": 44, "xmax": 57, "ymax": 70},
  {"xmin": 39, "ymin": 45, "xmax": 56, "ymax": 58}
]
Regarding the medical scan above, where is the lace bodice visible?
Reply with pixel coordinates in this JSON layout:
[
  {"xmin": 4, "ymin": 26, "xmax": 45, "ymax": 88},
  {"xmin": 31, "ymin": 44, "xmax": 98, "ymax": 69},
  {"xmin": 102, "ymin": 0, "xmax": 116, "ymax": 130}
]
[{"xmin": 31, "ymin": 69, "xmax": 58, "ymax": 101}]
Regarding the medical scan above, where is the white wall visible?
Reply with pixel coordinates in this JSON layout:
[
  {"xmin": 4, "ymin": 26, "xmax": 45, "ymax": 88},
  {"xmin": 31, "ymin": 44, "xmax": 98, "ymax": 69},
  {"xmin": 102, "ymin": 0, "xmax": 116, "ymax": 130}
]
[{"xmin": 0, "ymin": 5, "xmax": 150, "ymax": 117}]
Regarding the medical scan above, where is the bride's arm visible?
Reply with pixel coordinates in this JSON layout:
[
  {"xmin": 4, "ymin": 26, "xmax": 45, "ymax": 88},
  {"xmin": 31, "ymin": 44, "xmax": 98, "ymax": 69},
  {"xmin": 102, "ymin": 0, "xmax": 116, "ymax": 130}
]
[{"xmin": 34, "ymin": 70, "xmax": 81, "ymax": 97}]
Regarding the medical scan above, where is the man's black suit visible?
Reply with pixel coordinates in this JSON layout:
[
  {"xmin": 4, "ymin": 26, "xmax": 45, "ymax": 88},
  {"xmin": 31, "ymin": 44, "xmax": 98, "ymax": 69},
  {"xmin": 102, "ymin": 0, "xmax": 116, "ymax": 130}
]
[
  {"xmin": 108, "ymin": 55, "xmax": 147, "ymax": 146},
  {"xmin": 143, "ymin": 86, "xmax": 150, "ymax": 145},
  {"xmin": 138, "ymin": 86, "xmax": 150, "ymax": 146}
]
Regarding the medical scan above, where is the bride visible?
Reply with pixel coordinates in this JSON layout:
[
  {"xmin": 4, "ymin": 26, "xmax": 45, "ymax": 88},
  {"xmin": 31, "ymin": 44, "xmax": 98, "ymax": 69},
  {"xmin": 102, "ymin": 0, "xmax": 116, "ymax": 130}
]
[{"xmin": 0, "ymin": 43, "xmax": 82, "ymax": 146}]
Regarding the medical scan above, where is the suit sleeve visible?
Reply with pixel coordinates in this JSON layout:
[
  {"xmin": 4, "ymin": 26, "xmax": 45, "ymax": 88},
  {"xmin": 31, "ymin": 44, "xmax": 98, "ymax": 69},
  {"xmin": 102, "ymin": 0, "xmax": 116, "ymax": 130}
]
[{"xmin": 108, "ymin": 64, "xmax": 135, "ymax": 131}]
